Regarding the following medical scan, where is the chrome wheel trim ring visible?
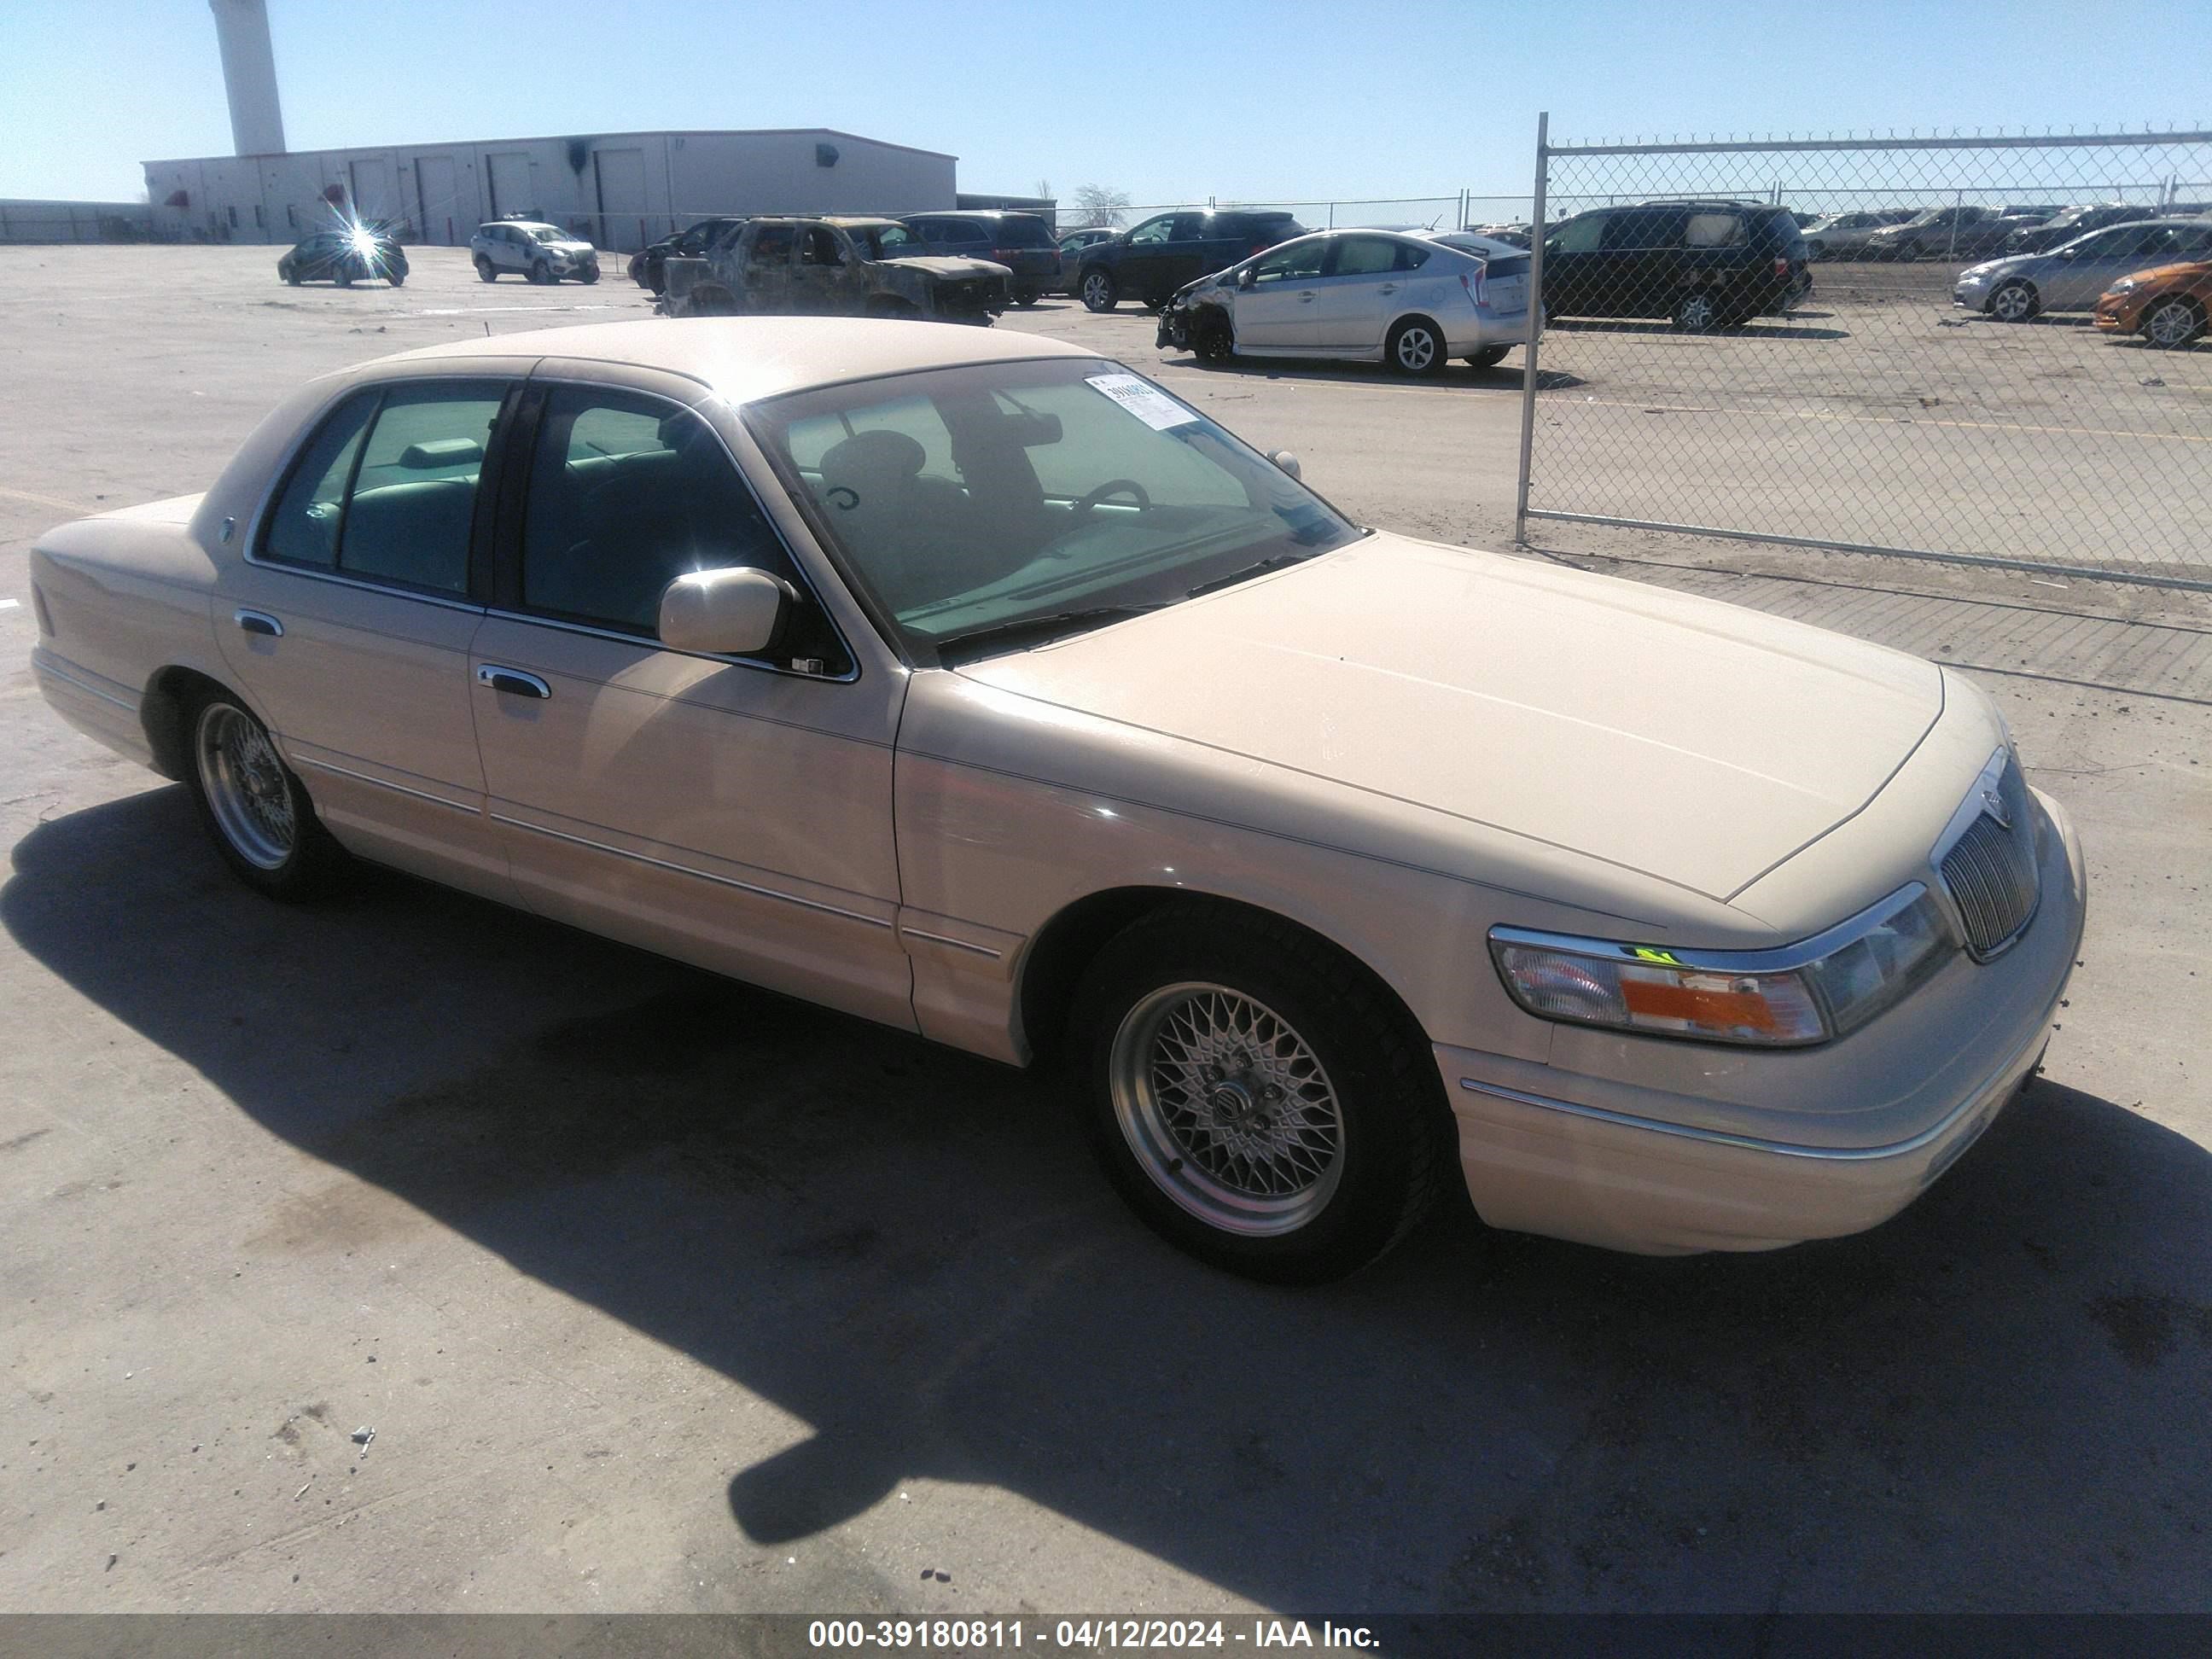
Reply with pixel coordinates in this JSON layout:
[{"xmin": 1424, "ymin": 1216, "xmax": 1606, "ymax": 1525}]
[
  {"xmin": 195, "ymin": 703, "xmax": 295, "ymax": 871},
  {"xmin": 1108, "ymin": 981, "xmax": 1347, "ymax": 1237},
  {"xmin": 2146, "ymin": 301, "xmax": 2195, "ymax": 347}
]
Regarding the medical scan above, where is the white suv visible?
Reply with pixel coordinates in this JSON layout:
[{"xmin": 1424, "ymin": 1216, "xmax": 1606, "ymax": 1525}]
[{"xmin": 470, "ymin": 219, "xmax": 601, "ymax": 284}]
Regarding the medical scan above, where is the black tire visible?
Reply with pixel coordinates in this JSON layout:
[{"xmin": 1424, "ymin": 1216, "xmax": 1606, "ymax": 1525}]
[
  {"xmin": 1080, "ymin": 267, "xmax": 1118, "ymax": 311},
  {"xmin": 528, "ymin": 259, "xmax": 552, "ymax": 285},
  {"xmin": 183, "ymin": 689, "xmax": 352, "ymax": 901},
  {"xmin": 578, "ymin": 268, "xmax": 599, "ymax": 285},
  {"xmin": 1464, "ymin": 345, "xmax": 1511, "ymax": 370},
  {"xmin": 2142, "ymin": 296, "xmax": 2206, "ymax": 349},
  {"xmin": 1069, "ymin": 904, "xmax": 1452, "ymax": 1284},
  {"xmin": 334, "ymin": 269, "xmax": 353, "ymax": 288},
  {"xmin": 1013, "ymin": 287, "xmax": 1039, "ymax": 307},
  {"xmin": 282, "ymin": 265, "xmax": 300, "ymax": 287},
  {"xmin": 1988, "ymin": 280, "xmax": 2038, "ymax": 323},
  {"xmin": 388, "ymin": 272, "xmax": 405, "ymax": 288},
  {"xmin": 1671, "ymin": 289, "xmax": 1724, "ymax": 332},
  {"xmin": 1384, "ymin": 315, "xmax": 1448, "ymax": 375},
  {"xmin": 1191, "ymin": 311, "xmax": 1235, "ymax": 364},
  {"xmin": 475, "ymin": 256, "xmax": 498, "ymax": 282}
]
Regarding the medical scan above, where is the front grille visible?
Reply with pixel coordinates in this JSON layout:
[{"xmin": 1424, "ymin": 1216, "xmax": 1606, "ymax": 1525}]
[{"xmin": 1938, "ymin": 757, "xmax": 2040, "ymax": 959}]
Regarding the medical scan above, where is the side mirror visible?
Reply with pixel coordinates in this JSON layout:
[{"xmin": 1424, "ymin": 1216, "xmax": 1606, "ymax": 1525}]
[
  {"xmin": 1267, "ymin": 450, "xmax": 1301, "ymax": 480},
  {"xmin": 1237, "ymin": 268, "xmax": 1257, "ymax": 290},
  {"xmin": 658, "ymin": 567, "xmax": 790, "ymax": 657}
]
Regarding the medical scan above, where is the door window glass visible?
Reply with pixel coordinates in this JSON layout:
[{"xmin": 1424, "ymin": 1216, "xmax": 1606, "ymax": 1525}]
[
  {"xmin": 1549, "ymin": 213, "xmax": 1606, "ymax": 253},
  {"xmin": 1328, "ymin": 236, "xmax": 1400, "ymax": 277},
  {"xmin": 1251, "ymin": 239, "xmax": 1326, "ymax": 282},
  {"xmin": 1169, "ymin": 215, "xmax": 1207, "ymax": 242},
  {"xmin": 799, "ymin": 227, "xmax": 842, "ymax": 265},
  {"xmin": 521, "ymin": 387, "xmax": 840, "ymax": 667},
  {"xmin": 749, "ymin": 225, "xmax": 796, "ymax": 265},
  {"xmin": 1126, "ymin": 216, "xmax": 1173, "ymax": 245},
  {"xmin": 262, "ymin": 393, "xmax": 375, "ymax": 570},
  {"xmin": 340, "ymin": 384, "xmax": 502, "ymax": 593},
  {"xmin": 1604, "ymin": 208, "xmax": 1684, "ymax": 249}
]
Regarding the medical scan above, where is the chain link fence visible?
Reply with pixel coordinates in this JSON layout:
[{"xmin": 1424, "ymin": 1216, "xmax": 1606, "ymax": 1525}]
[
  {"xmin": 1513, "ymin": 125, "xmax": 2212, "ymax": 591},
  {"xmin": 1066, "ymin": 195, "xmax": 1534, "ymax": 236}
]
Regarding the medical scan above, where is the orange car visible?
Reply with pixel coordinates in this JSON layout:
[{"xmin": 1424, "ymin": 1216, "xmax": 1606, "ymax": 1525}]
[{"xmin": 2094, "ymin": 259, "xmax": 2209, "ymax": 347}]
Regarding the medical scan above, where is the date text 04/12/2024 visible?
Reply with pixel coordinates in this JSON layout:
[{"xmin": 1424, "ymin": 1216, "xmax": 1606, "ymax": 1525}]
[{"xmin": 806, "ymin": 1619, "xmax": 1381, "ymax": 1650}]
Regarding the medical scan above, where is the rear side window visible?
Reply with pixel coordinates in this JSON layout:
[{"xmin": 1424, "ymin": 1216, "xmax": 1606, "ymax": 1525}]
[
  {"xmin": 992, "ymin": 217, "xmax": 1056, "ymax": 247},
  {"xmin": 260, "ymin": 382, "xmax": 502, "ymax": 594},
  {"xmin": 1329, "ymin": 236, "xmax": 1401, "ymax": 277},
  {"xmin": 1685, "ymin": 212, "xmax": 1748, "ymax": 247}
]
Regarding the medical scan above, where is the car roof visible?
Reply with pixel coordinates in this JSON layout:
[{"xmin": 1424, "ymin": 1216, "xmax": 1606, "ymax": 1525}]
[{"xmin": 373, "ymin": 317, "xmax": 1101, "ymax": 406}]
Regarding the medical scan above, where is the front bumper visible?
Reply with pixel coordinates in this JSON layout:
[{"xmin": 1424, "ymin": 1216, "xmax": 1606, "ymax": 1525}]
[
  {"xmin": 1952, "ymin": 277, "xmax": 1991, "ymax": 309},
  {"xmin": 1439, "ymin": 788, "xmax": 2087, "ymax": 1255}
]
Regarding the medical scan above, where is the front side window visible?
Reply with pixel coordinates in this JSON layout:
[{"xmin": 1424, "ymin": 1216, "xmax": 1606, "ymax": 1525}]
[
  {"xmin": 1549, "ymin": 213, "xmax": 1606, "ymax": 253},
  {"xmin": 1251, "ymin": 239, "xmax": 1326, "ymax": 283},
  {"xmin": 260, "ymin": 382, "xmax": 500, "ymax": 593},
  {"xmin": 749, "ymin": 358, "xmax": 1359, "ymax": 658},
  {"xmin": 1126, "ymin": 215, "xmax": 1174, "ymax": 246},
  {"xmin": 520, "ymin": 387, "xmax": 842, "ymax": 670},
  {"xmin": 749, "ymin": 225, "xmax": 797, "ymax": 265}
]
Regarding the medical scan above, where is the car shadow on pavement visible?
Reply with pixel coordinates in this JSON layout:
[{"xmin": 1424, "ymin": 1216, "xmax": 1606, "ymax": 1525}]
[
  {"xmin": 9, "ymin": 786, "xmax": 2212, "ymax": 1613},
  {"xmin": 1545, "ymin": 318, "xmax": 1851, "ymax": 342}
]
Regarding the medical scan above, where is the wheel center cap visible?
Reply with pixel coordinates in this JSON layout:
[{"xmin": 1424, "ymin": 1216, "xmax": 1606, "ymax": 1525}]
[{"xmin": 1208, "ymin": 1079, "xmax": 1255, "ymax": 1126}]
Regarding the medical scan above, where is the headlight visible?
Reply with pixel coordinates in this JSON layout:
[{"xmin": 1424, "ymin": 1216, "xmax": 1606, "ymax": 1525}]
[
  {"xmin": 2110, "ymin": 276, "xmax": 2139, "ymax": 294},
  {"xmin": 1490, "ymin": 884, "xmax": 1953, "ymax": 1047}
]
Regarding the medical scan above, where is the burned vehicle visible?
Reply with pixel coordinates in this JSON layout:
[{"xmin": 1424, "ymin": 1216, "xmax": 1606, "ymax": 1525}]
[{"xmin": 662, "ymin": 217, "xmax": 1010, "ymax": 323}]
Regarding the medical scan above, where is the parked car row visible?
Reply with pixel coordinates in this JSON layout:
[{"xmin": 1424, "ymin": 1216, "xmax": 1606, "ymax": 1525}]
[{"xmin": 1953, "ymin": 215, "xmax": 2212, "ymax": 327}]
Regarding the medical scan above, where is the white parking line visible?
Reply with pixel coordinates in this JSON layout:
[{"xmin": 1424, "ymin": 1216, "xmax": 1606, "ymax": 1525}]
[
  {"xmin": 0, "ymin": 599, "xmax": 19, "ymax": 610},
  {"xmin": 413, "ymin": 304, "xmax": 636, "ymax": 317}
]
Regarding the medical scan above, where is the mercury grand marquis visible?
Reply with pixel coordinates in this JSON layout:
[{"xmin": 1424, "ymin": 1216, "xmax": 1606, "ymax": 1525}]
[{"xmin": 27, "ymin": 318, "xmax": 2086, "ymax": 1282}]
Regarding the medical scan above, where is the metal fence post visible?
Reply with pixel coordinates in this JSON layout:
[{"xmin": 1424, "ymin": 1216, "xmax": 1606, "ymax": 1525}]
[{"xmin": 1513, "ymin": 112, "xmax": 1550, "ymax": 547}]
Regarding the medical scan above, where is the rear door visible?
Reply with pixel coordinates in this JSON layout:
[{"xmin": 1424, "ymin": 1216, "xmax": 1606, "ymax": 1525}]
[
  {"xmin": 212, "ymin": 374, "xmax": 516, "ymax": 902},
  {"xmin": 742, "ymin": 222, "xmax": 799, "ymax": 311},
  {"xmin": 1601, "ymin": 207, "xmax": 1685, "ymax": 317},
  {"xmin": 1540, "ymin": 210, "xmax": 1609, "ymax": 316},
  {"xmin": 791, "ymin": 224, "xmax": 848, "ymax": 312},
  {"xmin": 1115, "ymin": 213, "xmax": 1181, "ymax": 299},
  {"xmin": 1304, "ymin": 235, "xmax": 1406, "ymax": 350}
]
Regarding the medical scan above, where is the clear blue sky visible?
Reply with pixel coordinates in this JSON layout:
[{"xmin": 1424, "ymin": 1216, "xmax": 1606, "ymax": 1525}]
[{"xmin": 2, "ymin": 0, "xmax": 2205, "ymax": 205}]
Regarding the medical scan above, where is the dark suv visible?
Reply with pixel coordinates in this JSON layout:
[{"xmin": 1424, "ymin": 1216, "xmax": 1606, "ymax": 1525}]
[
  {"xmin": 1540, "ymin": 201, "xmax": 1811, "ymax": 330},
  {"xmin": 899, "ymin": 211, "xmax": 1061, "ymax": 306},
  {"xmin": 628, "ymin": 216, "xmax": 748, "ymax": 294},
  {"xmin": 1073, "ymin": 210, "xmax": 1308, "ymax": 311}
]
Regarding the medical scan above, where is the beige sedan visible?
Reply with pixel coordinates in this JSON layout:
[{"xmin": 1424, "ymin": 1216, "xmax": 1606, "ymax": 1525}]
[{"xmin": 27, "ymin": 318, "xmax": 2085, "ymax": 1282}]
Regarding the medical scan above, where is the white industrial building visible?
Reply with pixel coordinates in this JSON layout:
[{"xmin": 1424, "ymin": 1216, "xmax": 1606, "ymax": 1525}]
[
  {"xmin": 143, "ymin": 127, "xmax": 962, "ymax": 253},
  {"xmin": 143, "ymin": 2, "xmax": 965, "ymax": 252}
]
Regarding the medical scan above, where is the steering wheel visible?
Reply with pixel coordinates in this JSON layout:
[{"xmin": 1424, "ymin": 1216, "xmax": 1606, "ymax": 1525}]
[{"xmin": 1067, "ymin": 478, "xmax": 1153, "ymax": 525}]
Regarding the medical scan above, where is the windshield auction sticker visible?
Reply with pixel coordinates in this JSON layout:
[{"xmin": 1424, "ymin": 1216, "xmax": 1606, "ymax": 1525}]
[{"xmin": 1085, "ymin": 373, "xmax": 1200, "ymax": 432}]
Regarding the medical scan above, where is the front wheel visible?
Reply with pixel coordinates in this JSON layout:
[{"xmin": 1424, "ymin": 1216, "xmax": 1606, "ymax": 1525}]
[
  {"xmin": 1191, "ymin": 311, "xmax": 1235, "ymax": 364},
  {"xmin": 528, "ymin": 259, "xmax": 552, "ymax": 285},
  {"xmin": 1988, "ymin": 280, "xmax": 2038, "ymax": 323},
  {"xmin": 186, "ymin": 693, "xmax": 352, "ymax": 900},
  {"xmin": 2143, "ymin": 296, "xmax": 2205, "ymax": 349},
  {"xmin": 1465, "ymin": 345, "xmax": 1511, "ymax": 370},
  {"xmin": 1080, "ymin": 269, "xmax": 1118, "ymax": 311},
  {"xmin": 1013, "ymin": 287, "xmax": 1039, "ymax": 307},
  {"xmin": 475, "ymin": 256, "xmax": 498, "ymax": 282},
  {"xmin": 578, "ymin": 268, "xmax": 599, "ymax": 284},
  {"xmin": 1385, "ymin": 316, "xmax": 1447, "ymax": 375},
  {"xmin": 1071, "ymin": 905, "xmax": 1452, "ymax": 1284},
  {"xmin": 388, "ymin": 272, "xmax": 406, "ymax": 288}
]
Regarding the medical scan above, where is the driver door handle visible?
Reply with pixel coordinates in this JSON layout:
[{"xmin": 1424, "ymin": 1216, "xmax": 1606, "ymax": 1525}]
[
  {"xmin": 1297, "ymin": 290, "xmax": 1316, "ymax": 301},
  {"xmin": 1377, "ymin": 283, "xmax": 1400, "ymax": 294}
]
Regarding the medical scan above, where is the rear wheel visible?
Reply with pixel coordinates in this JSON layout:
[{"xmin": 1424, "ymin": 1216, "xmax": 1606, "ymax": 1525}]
[
  {"xmin": 282, "ymin": 265, "xmax": 300, "ymax": 287},
  {"xmin": 1465, "ymin": 345, "xmax": 1511, "ymax": 370},
  {"xmin": 185, "ymin": 693, "xmax": 352, "ymax": 900},
  {"xmin": 1988, "ymin": 280, "xmax": 2038, "ymax": 323},
  {"xmin": 1385, "ymin": 316, "xmax": 1447, "ymax": 375},
  {"xmin": 1013, "ymin": 287, "xmax": 1040, "ymax": 307},
  {"xmin": 1081, "ymin": 268, "xmax": 1118, "ymax": 311},
  {"xmin": 1672, "ymin": 289, "xmax": 1722, "ymax": 331},
  {"xmin": 578, "ymin": 268, "xmax": 599, "ymax": 284},
  {"xmin": 475, "ymin": 256, "xmax": 498, "ymax": 282},
  {"xmin": 2144, "ymin": 296, "xmax": 2205, "ymax": 349},
  {"xmin": 1071, "ymin": 905, "xmax": 1451, "ymax": 1284}
]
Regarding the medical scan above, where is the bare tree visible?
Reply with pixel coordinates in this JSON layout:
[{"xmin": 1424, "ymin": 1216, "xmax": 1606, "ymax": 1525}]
[
  {"xmin": 1071, "ymin": 183, "xmax": 1132, "ymax": 228},
  {"xmin": 1033, "ymin": 178, "xmax": 1053, "ymax": 201}
]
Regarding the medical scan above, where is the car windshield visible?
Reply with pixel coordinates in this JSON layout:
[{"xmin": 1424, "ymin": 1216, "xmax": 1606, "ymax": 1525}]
[
  {"xmin": 1901, "ymin": 209, "xmax": 1947, "ymax": 227},
  {"xmin": 748, "ymin": 357, "xmax": 1360, "ymax": 660},
  {"xmin": 853, "ymin": 223, "xmax": 923, "ymax": 257}
]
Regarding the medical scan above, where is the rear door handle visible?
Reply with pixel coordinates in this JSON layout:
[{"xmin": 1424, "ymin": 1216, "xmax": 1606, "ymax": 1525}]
[
  {"xmin": 1297, "ymin": 290, "xmax": 1316, "ymax": 301},
  {"xmin": 1377, "ymin": 283, "xmax": 1400, "ymax": 294},
  {"xmin": 234, "ymin": 608, "xmax": 283, "ymax": 637},
  {"xmin": 476, "ymin": 665, "xmax": 550, "ymax": 700}
]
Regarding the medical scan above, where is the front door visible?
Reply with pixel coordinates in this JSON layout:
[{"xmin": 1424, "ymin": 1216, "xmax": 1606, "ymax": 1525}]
[
  {"xmin": 741, "ymin": 223, "xmax": 799, "ymax": 311},
  {"xmin": 212, "ymin": 375, "xmax": 515, "ymax": 901},
  {"xmin": 1540, "ymin": 210, "xmax": 1608, "ymax": 316},
  {"xmin": 1116, "ymin": 213, "xmax": 1179, "ymax": 300},
  {"xmin": 469, "ymin": 377, "xmax": 912, "ymax": 1028},
  {"xmin": 1231, "ymin": 237, "xmax": 1329, "ymax": 346}
]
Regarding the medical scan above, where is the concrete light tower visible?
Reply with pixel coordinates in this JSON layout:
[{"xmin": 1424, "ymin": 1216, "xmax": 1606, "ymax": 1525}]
[{"xmin": 208, "ymin": 0, "xmax": 287, "ymax": 155}]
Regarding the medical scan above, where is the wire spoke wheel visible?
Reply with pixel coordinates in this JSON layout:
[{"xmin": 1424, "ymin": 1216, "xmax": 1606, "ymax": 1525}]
[
  {"xmin": 1109, "ymin": 981, "xmax": 1347, "ymax": 1237},
  {"xmin": 194, "ymin": 703, "xmax": 295, "ymax": 871}
]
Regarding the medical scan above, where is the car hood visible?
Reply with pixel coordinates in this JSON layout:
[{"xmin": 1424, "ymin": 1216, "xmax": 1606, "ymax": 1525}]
[
  {"xmin": 542, "ymin": 241, "xmax": 596, "ymax": 255},
  {"xmin": 955, "ymin": 534, "xmax": 1944, "ymax": 902},
  {"xmin": 881, "ymin": 255, "xmax": 1010, "ymax": 280},
  {"xmin": 2117, "ymin": 259, "xmax": 2212, "ymax": 285}
]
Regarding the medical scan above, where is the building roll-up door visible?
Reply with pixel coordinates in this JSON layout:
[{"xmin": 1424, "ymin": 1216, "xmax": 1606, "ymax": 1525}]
[
  {"xmin": 348, "ymin": 158, "xmax": 396, "ymax": 230},
  {"xmin": 414, "ymin": 154, "xmax": 459, "ymax": 243},
  {"xmin": 592, "ymin": 147, "xmax": 649, "ymax": 252},
  {"xmin": 486, "ymin": 151, "xmax": 533, "ymax": 220}
]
